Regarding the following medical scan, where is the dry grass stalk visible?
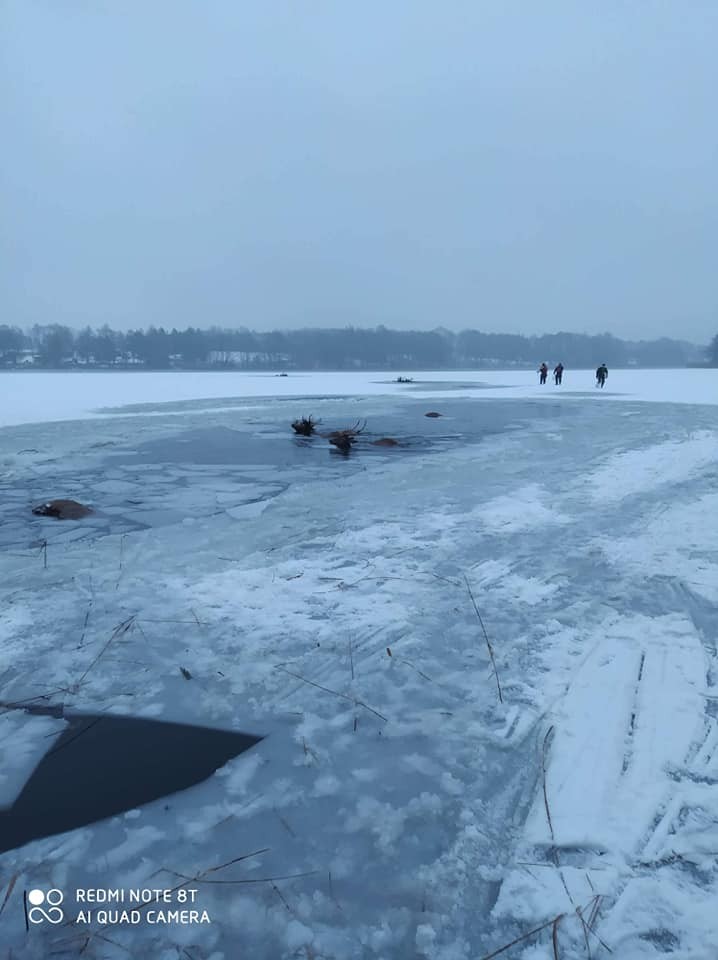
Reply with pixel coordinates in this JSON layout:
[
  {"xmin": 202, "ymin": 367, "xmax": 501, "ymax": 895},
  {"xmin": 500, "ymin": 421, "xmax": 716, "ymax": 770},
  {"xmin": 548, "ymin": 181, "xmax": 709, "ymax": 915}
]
[
  {"xmin": 387, "ymin": 647, "xmax": 452, "ymax": 691},
  {"xmin": 77, "ymin": 601, "xmax": 92, "ymax": 649},
  {"xmin": 541, "ymin": 725, "xmax": 579, "ymax": 909},
  {"xmin": 0, "ymin": 874, "xmax": 18, "ymax": 919},
  {"xmin": 327, "ymin": 870, "xmax": 344, "ymax": 913},
  {"xmin": 77, "ymin": 615, "xmax": 135, "ymax": 687},
  {"xmin": 583, "ymin": 896, "xmax": 611, "ymax": 953},
  {"xmin": 480, "ymin": 893, "xmax": 610, "ymax": 960},
  {"xmin": 277, "ymin": 666, "xmax": 388, "ymax": 722},
  {"xmin": 480, "ymin": 912, "xmax": 566, "ymax": 959},
  {"xmin": 166, "ymin": 868, "xmax": 318, "ymax": 887},
  {"xmin": 552, "ymin": 915, "xmax": 562, "ymax": 959},
  {"xmin": 139, "ymin": 617, "xmax": 211, "ymax": 625},
  {"xmin": 115, "ymin": 534, "xmax": 125, "ymax": 591},
  {"xmin": 464, "ymin": 575, "xmax": 503, "ymax": 703},
  {"xmin": 577, "ymin": 904, "xmax": 592, "ymax": 958},
  {"xmin": 542, "ymin": 726, "xmax": 556, "ymax": 844},
  {"xmin": 271, "ymin": 881, "xmax": 297, "ymax": 916}
]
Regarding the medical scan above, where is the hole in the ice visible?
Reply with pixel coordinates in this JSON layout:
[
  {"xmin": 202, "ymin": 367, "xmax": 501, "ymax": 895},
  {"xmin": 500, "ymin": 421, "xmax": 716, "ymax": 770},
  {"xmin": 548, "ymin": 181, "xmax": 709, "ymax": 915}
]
[{"xmin": 0, "ymin": 707, "xmax": 262, "ymax": 854}]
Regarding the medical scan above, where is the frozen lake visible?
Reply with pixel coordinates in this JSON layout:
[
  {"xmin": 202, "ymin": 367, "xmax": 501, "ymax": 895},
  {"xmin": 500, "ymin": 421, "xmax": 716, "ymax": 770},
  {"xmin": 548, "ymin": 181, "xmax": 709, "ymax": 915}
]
[
  {"xmin": 2, "ymin": 370, "xmax": 718, "ymax": 958},
  {"xmin": 3, "ymin": 366, "xmax": 718, "ymax": 427}
]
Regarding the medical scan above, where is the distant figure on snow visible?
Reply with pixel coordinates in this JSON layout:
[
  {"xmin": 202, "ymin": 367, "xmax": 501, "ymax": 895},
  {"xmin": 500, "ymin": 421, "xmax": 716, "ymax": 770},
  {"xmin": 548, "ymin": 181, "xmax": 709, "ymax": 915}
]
[
  {"xmin": 538, "ymin": 362, "xmax": 548, "ymax": 385},
  {"xmin": 553, "ymin": 363, "xmax": 564, "ymax": 385},
  {"xmin": 596, "ymin": 364, "xmax": 608, "ymax": 388}
]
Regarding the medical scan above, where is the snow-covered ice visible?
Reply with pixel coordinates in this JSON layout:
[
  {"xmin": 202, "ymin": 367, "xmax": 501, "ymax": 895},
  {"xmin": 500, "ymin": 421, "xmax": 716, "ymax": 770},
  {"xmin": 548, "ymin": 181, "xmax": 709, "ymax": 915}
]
[
  {"xmin": 1, "ymin": 369, "xmax": 718, "ymax": 958},
  {"xmin": 3, "ymin": 366, "xmax": 718, "ymax": 428}
]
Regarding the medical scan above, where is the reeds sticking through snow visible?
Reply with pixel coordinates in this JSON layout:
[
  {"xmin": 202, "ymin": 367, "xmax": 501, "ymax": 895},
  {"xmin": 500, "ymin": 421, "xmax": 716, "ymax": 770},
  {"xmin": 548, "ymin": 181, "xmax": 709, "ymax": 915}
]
[{"xmin": 464, "ymin": 574, "xmax": 503, "ymax": 703}]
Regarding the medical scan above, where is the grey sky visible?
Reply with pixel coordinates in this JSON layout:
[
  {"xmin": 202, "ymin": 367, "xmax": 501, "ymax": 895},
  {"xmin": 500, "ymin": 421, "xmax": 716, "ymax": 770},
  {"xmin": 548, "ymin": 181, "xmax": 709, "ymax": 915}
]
[{"xmin": 2, "ymin": 2, "xmax": 716, "ymax": 341}]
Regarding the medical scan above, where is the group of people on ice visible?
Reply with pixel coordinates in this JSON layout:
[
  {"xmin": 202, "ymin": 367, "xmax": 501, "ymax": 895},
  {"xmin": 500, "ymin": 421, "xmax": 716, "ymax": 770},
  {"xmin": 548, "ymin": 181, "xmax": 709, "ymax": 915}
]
[
  {"xmin": 537, "ymin": 362, "xmax": 609, "ymax": 388},
  {"xmin": 537, "ymin": 362, "xmax": 564, "ymax": 385}
]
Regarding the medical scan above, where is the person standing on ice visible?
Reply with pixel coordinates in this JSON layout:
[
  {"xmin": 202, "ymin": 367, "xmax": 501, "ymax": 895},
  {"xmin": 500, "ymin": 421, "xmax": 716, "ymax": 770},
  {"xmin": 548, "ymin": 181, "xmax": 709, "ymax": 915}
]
[
  {"xmin": 596, "ymin": 363, "xmax": 608, "ymax": 388},
  {"xmin": 553, "ymin": 362, "xmax": 564, "ymax": 385},
  {"xmin": 538, "ymin": 362, "xmax": 548, "ymax": 384}
]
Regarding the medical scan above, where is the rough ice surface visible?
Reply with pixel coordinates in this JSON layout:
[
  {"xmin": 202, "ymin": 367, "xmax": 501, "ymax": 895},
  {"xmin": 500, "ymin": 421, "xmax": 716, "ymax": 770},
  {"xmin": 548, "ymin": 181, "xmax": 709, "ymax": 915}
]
[{"xmin": 2, "ymin": 368, "xmax": 718, "ymax": 958}]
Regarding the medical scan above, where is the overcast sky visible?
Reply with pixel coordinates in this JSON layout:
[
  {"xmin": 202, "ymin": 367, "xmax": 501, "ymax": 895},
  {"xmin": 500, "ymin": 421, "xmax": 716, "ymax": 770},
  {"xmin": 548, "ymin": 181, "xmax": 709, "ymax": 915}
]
[{"xmin": 2, "ymin": 2, "xmax": 716, "ymax": 342}]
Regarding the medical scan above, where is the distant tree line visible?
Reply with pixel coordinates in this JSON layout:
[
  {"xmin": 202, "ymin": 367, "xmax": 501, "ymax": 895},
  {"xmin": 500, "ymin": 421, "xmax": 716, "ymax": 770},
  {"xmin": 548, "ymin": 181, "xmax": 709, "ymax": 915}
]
[{"xmin": 0, "ymin": 322, "xmax": 706, "ymax": 370}]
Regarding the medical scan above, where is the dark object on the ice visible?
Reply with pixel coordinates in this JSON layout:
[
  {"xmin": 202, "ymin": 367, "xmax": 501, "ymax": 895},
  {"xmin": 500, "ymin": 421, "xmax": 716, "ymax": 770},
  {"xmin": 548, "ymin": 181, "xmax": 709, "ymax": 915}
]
[
  {"xmin": 327, "ymin": 419, "xmax": 367, "ymax": 455},
  {"xmin": 180, "ymin": 666, "xmax": 192, "ymax": 680},
  {"xmin": 291, "ymin": 416, "xmax": 317, "ymax": 436},
  {"xmin": 424, "ymin": 411, "xmax": 442, "ymax": 418},
  {"xmin": 277, "ymin": 372, "xmax": 288, "ymax": 377},
  {"xmin": 0, "ymin": 706, "xmax": 261, "ymax": 854},
  {"xmin": 538, "ymin": 362, "xmax": 549, "ymax": 385},
  {"xmin": 372, "ymin": 438, "xmax": 400, "ymax": 447},
  {"xmin": 596, "ymin": 363, "xmax": 608, "ymax": 388},
  {"xmin": 32, "ymin": 499, "xmax": 93, "ymax": 520},
  {"xmin": 395, "ymin": 376, "xmax": 413, "ymax": 383},
  {"xmin": 553, "ymin": 363, "xmax": 564, "ymax": 385}
]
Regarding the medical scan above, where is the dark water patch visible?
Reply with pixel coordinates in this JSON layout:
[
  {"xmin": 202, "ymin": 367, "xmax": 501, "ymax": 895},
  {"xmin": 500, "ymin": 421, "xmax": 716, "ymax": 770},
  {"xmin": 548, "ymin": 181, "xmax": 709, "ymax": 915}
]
[
  {"xmin": 405, "ymin": 380, "xmax": 511, "ymax": 392},
  {"xmin": 108, "ymin": 399, "xmax": 548, "ymax": 469},
  {"xmin": 109, "ymin": 425, "xmax": 449, "ymax": 469},
  {"xmin": 111, "ymin": 426, "xmax": 332, "ymax": 468},
  {"xmin": 0, "ymin": 706, "xmax": 261, "ymax": 854},
  {"xmin": 0, "ymin": 398, "xmax": 592, "ymax": 550}
]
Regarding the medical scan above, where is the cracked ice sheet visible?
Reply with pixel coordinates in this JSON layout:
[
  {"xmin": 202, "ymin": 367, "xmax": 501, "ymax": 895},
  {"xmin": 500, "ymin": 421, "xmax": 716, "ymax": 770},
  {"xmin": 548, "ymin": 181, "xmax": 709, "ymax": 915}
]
[{"xmin": 2, "ymin": 390, "xmax": 718, "ymax": 957}]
